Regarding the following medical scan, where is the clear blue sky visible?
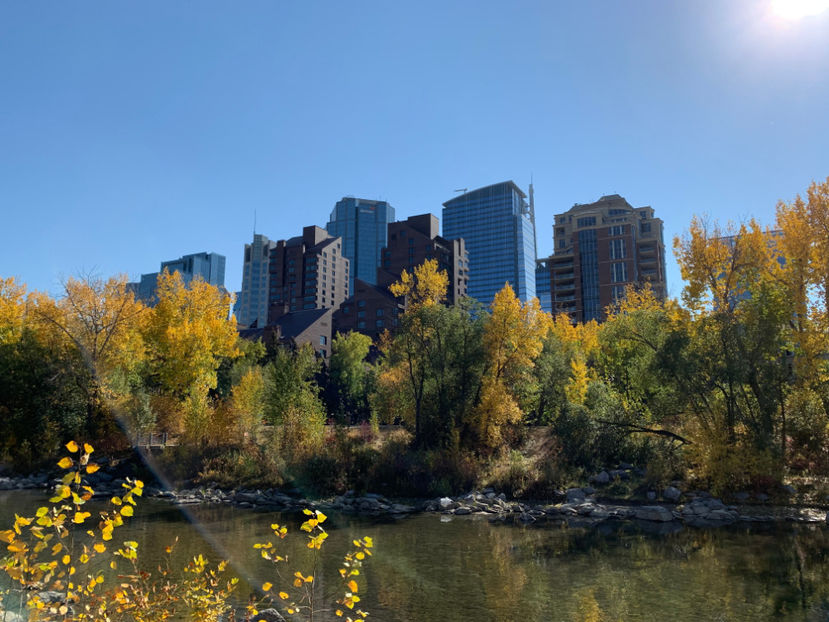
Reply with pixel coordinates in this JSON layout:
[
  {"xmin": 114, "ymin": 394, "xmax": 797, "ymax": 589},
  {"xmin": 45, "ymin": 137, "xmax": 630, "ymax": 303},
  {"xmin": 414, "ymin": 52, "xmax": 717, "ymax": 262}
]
[{"xmin": 2, "ymin": 1, "xmax": 828, "ymax": 300}]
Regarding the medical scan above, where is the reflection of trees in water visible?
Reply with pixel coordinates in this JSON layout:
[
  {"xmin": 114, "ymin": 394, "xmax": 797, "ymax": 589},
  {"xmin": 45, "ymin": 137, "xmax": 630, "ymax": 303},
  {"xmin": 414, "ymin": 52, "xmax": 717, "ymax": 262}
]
[{"xmin": 5, "ymin": 494, "xmax": 829, "ymax": 621}]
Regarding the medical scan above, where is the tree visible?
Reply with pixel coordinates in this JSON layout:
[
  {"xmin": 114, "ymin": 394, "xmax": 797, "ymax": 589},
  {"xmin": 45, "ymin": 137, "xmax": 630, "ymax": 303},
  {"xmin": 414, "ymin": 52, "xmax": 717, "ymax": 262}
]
[
  {"xmin": 28, "ymin": 275, "xmax": 147, "ymax": 443},
  {"xmin": 328, "ymin": 331, "xmax": 373, "ymax": 423},
  {"xmin": 470, "ymin": 284, "xmax": 549, "ymax": 449},
  {"xmin": 389, "ymin": 258, "xmax": 448, "ymax": 309},
  {"xmin": 672, "ymin": 217, "xmax": 792, "ymax": 483},
  {"xmin": 264, "ymin": 344, "xmax": 325, "ymax": 457},
  {"xmin": 143, "ymin": 271, "xmax": 239, "ymax": 437}
]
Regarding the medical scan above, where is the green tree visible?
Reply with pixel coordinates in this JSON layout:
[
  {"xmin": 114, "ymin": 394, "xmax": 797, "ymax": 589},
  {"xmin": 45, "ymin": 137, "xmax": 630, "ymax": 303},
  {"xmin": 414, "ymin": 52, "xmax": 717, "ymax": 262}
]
[
  {"xmin": 328, "ymin": 331, "xmax": 373, "ymax": 423},
  {"xmin": 264, "ymin": 344, "xmax": 325, "ymax": 457}
]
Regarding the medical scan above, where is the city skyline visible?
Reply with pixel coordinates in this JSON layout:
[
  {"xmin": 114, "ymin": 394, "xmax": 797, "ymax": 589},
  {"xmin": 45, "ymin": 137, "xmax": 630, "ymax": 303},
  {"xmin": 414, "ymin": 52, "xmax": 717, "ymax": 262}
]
[{"xmin": 2, "ymin": 2, "xmax": 827, "ymax": 299}]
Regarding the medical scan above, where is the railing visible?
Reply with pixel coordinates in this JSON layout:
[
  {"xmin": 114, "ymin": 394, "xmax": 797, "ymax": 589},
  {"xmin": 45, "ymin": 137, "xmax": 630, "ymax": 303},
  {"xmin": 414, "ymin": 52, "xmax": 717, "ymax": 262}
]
[{"xmin": 135, "ymin": 432, "xmax": 177, "ymax": 448}]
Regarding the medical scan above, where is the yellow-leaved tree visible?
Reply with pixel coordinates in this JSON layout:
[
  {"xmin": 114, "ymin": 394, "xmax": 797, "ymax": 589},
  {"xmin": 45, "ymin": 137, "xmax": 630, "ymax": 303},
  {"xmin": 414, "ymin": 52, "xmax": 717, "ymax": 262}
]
[
  {"xmin": 472, "ymin": 284, "xmax": 549, "ymax": 449},
  {"xmin": 388, "ymin": 258, "xmax": 448, "ymax": 308},
  {"xmin": 27, "ymin": 275, "xmax": 148, "ymax": 444},
  {"xmin": 143, "ymin": 270, "xmax": 240, "ymax": 441},
  {"xmin": 0, "ymin": 277, "xmax": 27, "ymax": 345}
]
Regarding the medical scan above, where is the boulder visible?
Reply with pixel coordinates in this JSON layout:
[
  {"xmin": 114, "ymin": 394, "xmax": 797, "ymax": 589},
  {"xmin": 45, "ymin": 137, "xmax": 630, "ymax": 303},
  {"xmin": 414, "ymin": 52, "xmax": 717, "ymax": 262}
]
[
  {"xmin": 566, "ymin": 488, "xmax": 586, "ymax": 503},
  {"xmin": 438, "ymin": 497, "xmax": 455, "ymax": 510},
  {"xmin": 662, "ymin": 486, "xmax": 681, "ymax": 503},
  {"xmin": 635, "ymin": 506, "xmax": 674, "ymax": 522},
  {"xmin": 590, "ymin": 471, "xmax": 610, "ymax": 485}
]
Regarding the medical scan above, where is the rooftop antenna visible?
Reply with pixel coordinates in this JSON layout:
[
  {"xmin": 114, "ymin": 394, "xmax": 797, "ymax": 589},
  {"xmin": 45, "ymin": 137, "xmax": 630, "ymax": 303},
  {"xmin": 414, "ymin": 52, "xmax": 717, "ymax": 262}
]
[
  {"xmin": 529, "ymin": 175, "xmax": 538, "ymax": 260},
  {"xmin": 253, "ymin": 209, "xmax": 257, "ymax": 237},
  {"xmin": 454, "ymin": 188, "xmax": 468, "ymax": 194}
]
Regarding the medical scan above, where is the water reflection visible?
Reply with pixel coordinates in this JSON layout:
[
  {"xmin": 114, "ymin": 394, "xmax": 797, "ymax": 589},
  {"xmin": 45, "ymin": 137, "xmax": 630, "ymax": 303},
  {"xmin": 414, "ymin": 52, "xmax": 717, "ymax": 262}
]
[{"xmin": 2, "ymin": 491, "xmax": 829, "ymax": 621}]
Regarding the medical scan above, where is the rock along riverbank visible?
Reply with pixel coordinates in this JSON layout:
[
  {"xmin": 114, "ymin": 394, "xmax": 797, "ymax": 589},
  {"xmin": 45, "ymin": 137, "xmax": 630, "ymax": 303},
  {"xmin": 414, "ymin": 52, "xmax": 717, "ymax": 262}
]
[{"xmin": 3, "ymin": 472, "xmax": 828, "ymax": 530}]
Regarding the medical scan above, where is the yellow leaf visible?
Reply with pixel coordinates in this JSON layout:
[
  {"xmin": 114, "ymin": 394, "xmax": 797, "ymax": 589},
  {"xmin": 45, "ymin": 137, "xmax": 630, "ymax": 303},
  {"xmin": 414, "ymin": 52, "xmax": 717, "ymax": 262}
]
[
  {"xmin": 93, "ymin": 543, "xmax": 106, "ymax": 554},
  {"xmin": 57, "ymin": 457, "xmax": 73, "ymax": 469},
  {"xmin": 262, "ymin": 582, "xmax": 272, "ymax": 592},
  {"xmin": 83, "ymin": 443, "xmax": 94, "ymax": 454},
  {"xmin": 86, "ymin": 464, "xmax": 100, "ymax": 474},
  {"xmin": 66, "ymin": 441, "xmax": 79, "ymax": 453},
  {"xmin": 120, "ymin": 506, "xmax": 134, "ymax": 517},
  {"xmin": 279, "ymin": 592, "xmax": 289, "ymax": 600},
  {"xmin": 347, "ymin": 580, "xmax": 358, "ymax": 593},
  {"xmin": 62, "ymin": 554, "xmax": 71, "ymax": 565}
]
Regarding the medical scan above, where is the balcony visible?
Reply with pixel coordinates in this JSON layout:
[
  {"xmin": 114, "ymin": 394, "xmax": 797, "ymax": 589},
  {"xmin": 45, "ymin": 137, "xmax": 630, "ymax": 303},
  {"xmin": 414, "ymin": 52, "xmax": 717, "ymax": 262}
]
[
  {"xmin": 552, "ymin": 261, "xmax": 574, "ymax": 271},
  {"xmin": 554, "ymin": 295, "xmax": 576, "ymax": 302}
]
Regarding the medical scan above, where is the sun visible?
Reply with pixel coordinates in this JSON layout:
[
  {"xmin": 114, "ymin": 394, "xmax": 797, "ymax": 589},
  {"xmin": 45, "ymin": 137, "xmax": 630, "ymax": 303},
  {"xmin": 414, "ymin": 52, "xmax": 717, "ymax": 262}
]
[{"xmin": 771, "ymin": 0, "xmax": 829, "ymax": 20}]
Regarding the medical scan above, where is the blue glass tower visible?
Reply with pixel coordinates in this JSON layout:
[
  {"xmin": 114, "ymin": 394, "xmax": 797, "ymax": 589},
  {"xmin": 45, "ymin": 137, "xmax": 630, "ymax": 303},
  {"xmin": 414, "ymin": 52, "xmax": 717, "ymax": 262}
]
[
  {"xmin": 442, "ymin": 181, "xmax": 537, "ymax": 307},
  {"xmin": 326, "ymin": 197, "xmax": 395, "ymax": 293}
]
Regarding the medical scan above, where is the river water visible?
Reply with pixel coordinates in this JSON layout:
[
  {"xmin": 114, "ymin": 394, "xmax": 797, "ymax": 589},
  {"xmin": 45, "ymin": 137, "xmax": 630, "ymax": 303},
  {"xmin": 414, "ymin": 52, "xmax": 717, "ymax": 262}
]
[{"xmin": 2, "ymin": 490, "xmax": 829, "ymax": 621}]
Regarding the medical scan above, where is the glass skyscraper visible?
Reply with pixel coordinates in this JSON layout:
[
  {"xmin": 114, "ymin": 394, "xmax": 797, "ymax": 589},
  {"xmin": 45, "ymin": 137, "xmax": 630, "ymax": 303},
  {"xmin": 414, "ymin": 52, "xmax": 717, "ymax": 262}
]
[
  {"xmin": 235, "ymin": 233, "xmax": 277, "ymax": 328},
  {"xmin": 326, "ymin": 197, "xmax": 395, "ymax": 293},
  {"xmin": 442, "ymin": 181, "xmax": 537, "ymax": 307}
]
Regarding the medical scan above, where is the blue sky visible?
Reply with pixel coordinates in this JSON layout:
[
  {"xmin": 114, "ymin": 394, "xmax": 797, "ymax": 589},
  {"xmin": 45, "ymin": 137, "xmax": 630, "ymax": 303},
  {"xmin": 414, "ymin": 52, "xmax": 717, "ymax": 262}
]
[{"xmin": 2, "ymin": 1, "xmax": 828, "ymax": 300}]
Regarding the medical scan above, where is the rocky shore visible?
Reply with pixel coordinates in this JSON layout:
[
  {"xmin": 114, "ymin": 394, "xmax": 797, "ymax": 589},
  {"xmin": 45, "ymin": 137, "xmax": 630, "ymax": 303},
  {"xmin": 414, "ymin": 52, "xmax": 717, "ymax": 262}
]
[{"xmin": 3, "ymin": 469, "xmax": 828, "ymax": 530}]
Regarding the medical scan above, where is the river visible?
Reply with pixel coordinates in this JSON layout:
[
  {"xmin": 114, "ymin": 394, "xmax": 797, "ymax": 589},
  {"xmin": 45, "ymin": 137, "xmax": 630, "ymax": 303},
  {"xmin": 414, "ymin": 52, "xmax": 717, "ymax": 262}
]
[{"xmin": 2, "ymin": 490, "xmax": 829, "ymax": 621}]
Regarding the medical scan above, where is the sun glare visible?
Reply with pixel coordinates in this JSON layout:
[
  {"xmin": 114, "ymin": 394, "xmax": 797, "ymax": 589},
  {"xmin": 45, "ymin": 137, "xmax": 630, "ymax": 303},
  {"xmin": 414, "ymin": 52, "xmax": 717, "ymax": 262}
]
[{"xmin": 771, "ymin": 0, "xmax": 829, "ymax": 20}]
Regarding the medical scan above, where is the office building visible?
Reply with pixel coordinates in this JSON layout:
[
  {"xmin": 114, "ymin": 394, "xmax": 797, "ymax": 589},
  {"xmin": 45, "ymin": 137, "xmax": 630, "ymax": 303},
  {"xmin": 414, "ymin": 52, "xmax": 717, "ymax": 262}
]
[
  {"xmin": 129, "ymin": 251, "xmax": 226, "ymax": 305},
  {"xmin": 267, "ymin": 226, "xmax": 349, "ymax": 324},
  {"xmin": 236, "ymin": 233, "xmax": 278, "ymax": 328},
  {"xmin": 377, "ymin": 214, "xmax": 468, "ymax": 304},
  {"xmin": 535, "ymin": 259, "xmax": 552, "ymax": 314},
  {"xmin": 550, "ymin": 194, "xmax": 666, "ymax": 322},
  {"xmin": 326, "ymin": 197, "xmax": 395, "ymax": 293},
  {"xmin": 442, "ymin": 181, "xmax": 537, "ymax": 308}
]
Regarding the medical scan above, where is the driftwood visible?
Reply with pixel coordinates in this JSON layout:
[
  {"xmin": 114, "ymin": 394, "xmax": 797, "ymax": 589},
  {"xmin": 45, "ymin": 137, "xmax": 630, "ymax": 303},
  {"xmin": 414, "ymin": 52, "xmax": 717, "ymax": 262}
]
[{"xmin": 596, "ymin": 419, "xmax": 692, "ymax": 445}]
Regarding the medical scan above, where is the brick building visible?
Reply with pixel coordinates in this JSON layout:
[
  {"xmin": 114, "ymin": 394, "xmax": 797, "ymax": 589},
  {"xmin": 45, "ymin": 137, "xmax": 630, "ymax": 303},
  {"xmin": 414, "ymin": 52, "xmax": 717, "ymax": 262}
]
[{"xmin": 267, "ymin": 226, "xmax": 350, "ymax": 324}]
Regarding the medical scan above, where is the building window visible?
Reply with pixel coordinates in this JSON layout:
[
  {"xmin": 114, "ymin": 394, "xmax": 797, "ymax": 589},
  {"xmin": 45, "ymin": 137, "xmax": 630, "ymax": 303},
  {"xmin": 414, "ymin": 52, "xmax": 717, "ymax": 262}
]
[
  {"xmin": 376, "ymin": 309, "xmax": 383, "ymax": 316},
  {"xmin": 609, "ymin": 225, "xmax": 625, "ymax": 236},
  {"xmin": 577, "ymin": 216, "xmax": 596, "ymax": 228},
  {"xmin": 611, "ymin": 262, "xmax": 628, "ymax": 283},
  {"xmin": 610, "ymin": 238, "xmax": 626, "ymax": 259},
  {"xmin": 320, "ymin": 335, "xmax": 327, "ymax": 346},
  {"xmin": 357, "ymin": 310, "xmax": 366, "ymax": 318},
  {"xmin": 376, "ymin": 320, "xmax": 384, "ymax": 328},
  {"xmin": 357, "ymin": 321, "xmax": 365, "ymax": 329},
  {"xmin": 612, "ymin": 285, "xmax": 626, "ymax": 301},
  {"xmin": 641, "ymin": 222, "xmax": 651, "ymax": 233},
  {"xmin": 358, "ymin": 300, "xmax": 366, "ymax": 307},
  {"xmin": 558, "ymin": 239, "xmax": 566, "ymax": 249},
  {"xmin": 556, "ymin": 227, "xmax": 565, "ymax": 235}
]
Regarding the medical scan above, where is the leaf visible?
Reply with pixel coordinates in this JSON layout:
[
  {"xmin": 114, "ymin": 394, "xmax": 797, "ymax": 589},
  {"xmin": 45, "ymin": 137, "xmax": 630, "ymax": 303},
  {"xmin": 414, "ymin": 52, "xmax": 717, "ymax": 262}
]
[
  {"xmin": 262, "ymin": 582, "xmax": 272, "ymax": 592},
  {"xmin": 347, "ymin": 579, "xmax": 358, "ymax": 593},
  {"xmin": 65, "ymin": 441, "xmax": 79, "ymax": 453},
  {"xmin": 57, "ymin": 457, "xmax": 73, "ymax": 469},
  {"xmin": 120, "ymin": 506, "xmax": 134, "ymax": 517},
  {"xmin": 93, "ymin": 543, "xmax": 106, "ymax": 554},
  {"xmin": 86, "ymin": 464, "xmax": 100, "ymax": 474},
  {"xmin": 83, "ymin": 443, "xmax": 94, "ymax": 454},
  {"xmin": 279, "ymin": 592, "xmax": 289, "ymax": 600}
]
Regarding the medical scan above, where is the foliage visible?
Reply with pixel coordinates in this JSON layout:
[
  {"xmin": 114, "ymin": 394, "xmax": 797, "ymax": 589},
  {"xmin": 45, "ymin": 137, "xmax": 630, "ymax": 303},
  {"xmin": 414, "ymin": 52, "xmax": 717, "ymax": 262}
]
[
  {"xmin": 1, "ymin": 443, "xmax": 374, "ymax": 622},
  {"xmin": 328, "ymin": 331, "xmax": 373, "ymax": 424},
  {"xmin": 264, "ymin": 344, "xmax": 325, "ymax": 458}
]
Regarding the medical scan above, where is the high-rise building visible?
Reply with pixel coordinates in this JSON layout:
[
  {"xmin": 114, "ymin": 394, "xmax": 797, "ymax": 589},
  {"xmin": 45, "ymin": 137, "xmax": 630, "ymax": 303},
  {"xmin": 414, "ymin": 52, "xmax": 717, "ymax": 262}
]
[
  {"xmin": 235, "ymin": 233, "xmax": 277, "ymax": 328},
  {"xmin": 326, "ymin": 197, "xmax": 395, "ymax": 293},
  {"xmin": 549, "ymin": 194, "xmax": 666, "ymax": 322},
  {"xmin": 535, "ymin": 258, "xmax": 552, "ymax": 314},
  {"xmin": 267, "ymin": 226, "xmax": 350, "ymax": 324},
  {"xmin": 377, "ymin": 214, "xmax": 468, "ymax": 304},
  {"xmin": 129, "ymin": 251, "xmax": 226, "ymax": 305},
  {"xmin": 333, "ymin": 213, "xmax": 468, "ymax": 341},
  {"xmin": 442, "ymin": 181, "xmax": 537, "ymax": 308}
]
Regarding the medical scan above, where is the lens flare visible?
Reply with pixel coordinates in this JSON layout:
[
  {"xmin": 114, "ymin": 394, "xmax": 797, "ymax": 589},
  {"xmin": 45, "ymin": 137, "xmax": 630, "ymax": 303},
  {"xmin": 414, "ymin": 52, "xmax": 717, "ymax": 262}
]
[{"xmin": 771, "ymin": 0, "xmax": 829, "ymax": 19}]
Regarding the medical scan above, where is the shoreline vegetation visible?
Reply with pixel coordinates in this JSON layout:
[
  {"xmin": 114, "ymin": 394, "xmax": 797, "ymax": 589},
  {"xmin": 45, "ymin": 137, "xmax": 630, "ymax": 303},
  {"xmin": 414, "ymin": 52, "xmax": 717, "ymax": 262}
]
[{"xmin": 2, "ymin": 179, "xmax": 829, "ymax": 525}]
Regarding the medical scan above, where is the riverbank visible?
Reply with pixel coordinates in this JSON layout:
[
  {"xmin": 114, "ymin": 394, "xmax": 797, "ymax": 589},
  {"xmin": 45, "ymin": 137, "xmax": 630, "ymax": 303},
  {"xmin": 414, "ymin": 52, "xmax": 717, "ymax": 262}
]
[{"xmin": 3, "ymin": 468, "xmax": 827, "ymax": 530}]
